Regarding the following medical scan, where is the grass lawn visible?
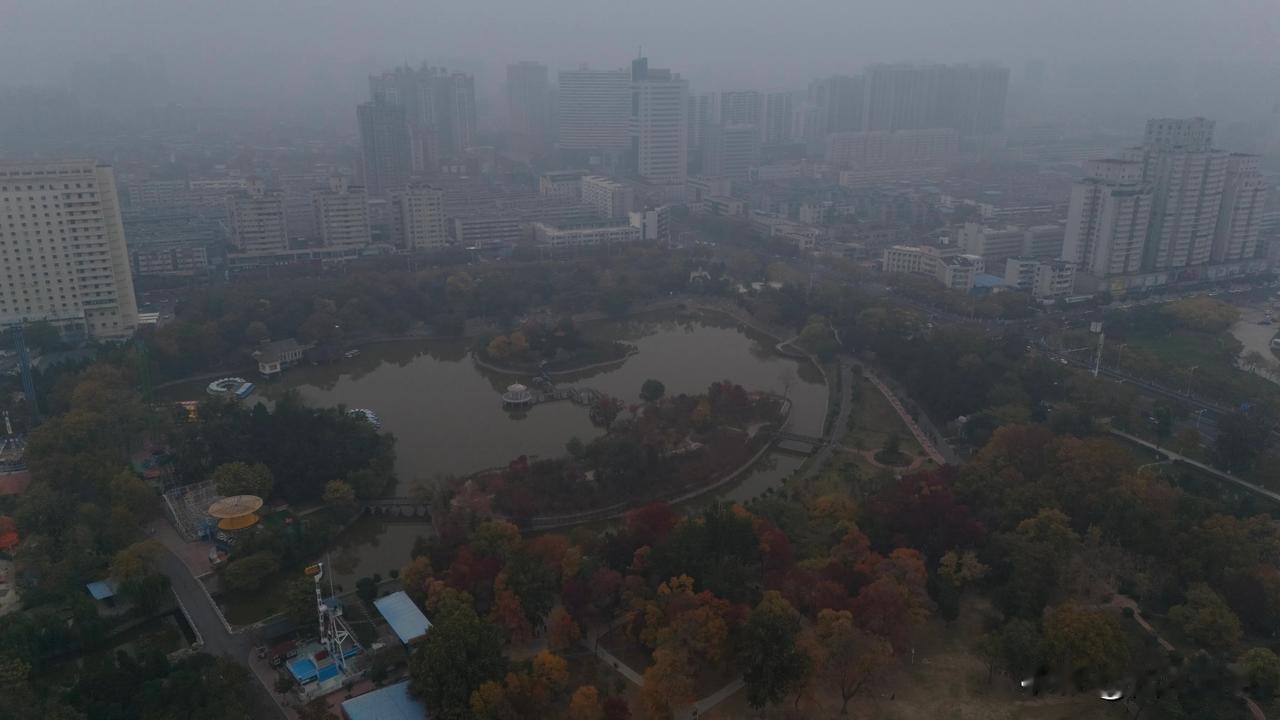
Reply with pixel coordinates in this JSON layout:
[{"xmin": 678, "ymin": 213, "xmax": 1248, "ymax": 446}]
[
  {"xmin": 1126, "ymin": 328, "xmax": 1280, "ymax": 408},
  {"xmin": 700, "ymin": 597, "xmax": 1128, "ymax": 720},
  {"xmin": 841, "ymin": 375, "xmax": 923, "ymax": 455}
]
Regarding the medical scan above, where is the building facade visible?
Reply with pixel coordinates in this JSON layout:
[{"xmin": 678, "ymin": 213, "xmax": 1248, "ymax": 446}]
[
  {"xmin": 0, "ymin": 159, "xmax": 138, "ymax": 338},
  {"xmin": 702, "ymin": 124, "xmax": 760, "ymax": 180},
  {"xmin": 390, "ymin": 186, "xmax": 448, "ymax": 251},
  {"xmin": 630, "ymin": 58, "xmax": 688, "ymax": 188},
  {"xmin": 533, "ymin": 222, "xmax": 640, "ymax": 249},
  {"xmin": 228, "ymin": 177, "xmax": 289, "ymax": 254},
  {"xmin": 1061, "ymin": 159, "xmax": 1153, "ymax": 277},
  {"xmin": 580, "ymin": 176, "xmax": 634, "ymax": 219},
  {"xmin": 357, "ymin": 96, "xmax": 412, "ymax": 197},
  {"xmin": 313, "ymin": 176, "xmax": 371, "ymax": 249},
  {"xmin": 506, "ymin": 61, "xmax": 550, "ymax": 149},
  {"xmin": 556, "ymin": 67, "xmax": 632, "ymax": 152}
]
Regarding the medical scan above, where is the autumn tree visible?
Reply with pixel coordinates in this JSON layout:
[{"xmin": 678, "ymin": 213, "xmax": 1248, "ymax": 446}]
[
  {"xmin": 488, "ymin": 589, "xmax": 533, "ymax": 643},
  {"xmin": 547, "ymin": 607, "xmax": 581, "ymax": 652},
  {"xmin": 737, "ymin": 591, "xmax": 812, "ymax": 710},
  {"xmin": 810, "ymin": 609, "xmax": 894, "ymax": 715},
  {"xmin": 1042, "ymin": 604, "xmax": 1128, "ymax": 690},
  {"xmin": 568, "ymin": 685, "xmax": 603, "ymax": 720},
  {"xmin": 322, "ymin": 479, "xmax": 356, "ymax": 510},
  {"xmin": 602, "ymin": 697, "xmax": 632, "ymax": 720},
  {"xmin": 400, "ymin": 556, "xmax": 434, "ymax": 605},
  {"xmin": 590, "ymin": 394, "xmax": 625, "ymax": 431},
  {"xmin": 639, "ymin": 645, "xmax": 695, "ymax": 720}
]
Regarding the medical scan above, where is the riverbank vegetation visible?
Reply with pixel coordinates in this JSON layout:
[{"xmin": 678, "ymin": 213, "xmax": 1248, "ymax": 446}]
[{"xmin": 444, "ymin": 380, "xmax": 786, "ymax": 522}]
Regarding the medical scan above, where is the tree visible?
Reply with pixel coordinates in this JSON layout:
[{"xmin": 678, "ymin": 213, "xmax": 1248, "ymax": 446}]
[
  {"xmin": 567, "ymin": 685, "xmax": 603, "ymax": 720},
  {"xmin": 488, "ymin": 589, "xmax": 533, "ymax": 643},
  {"xmin": 602, "ymin": 697, "xmax": 631, "ymax": 720},
  {"xmin": 400, "ymin": 556, "xmax": 434, "ymax": 605},
  {"xmin": 1042, "ymin": 604, "xmax": 1128, "ymax": 690},
  {"xmin": 639, "ymin": 645, "xmax": 695, "ymax": 720},
  {"xmin": 639, "ymin": 379, "xmax": 666, "ymax": 404},
  {"xmin": 297, "ymin": 698, "xmax": 338, "ymax": 720},
  {"xmin": 1237, "ymin": 647, "xmax": 1280, "ymax": 699},
  {"xmin": 470, "ymin": 680, "xmax": 514, "ymax": 720},
  {"xmin": 590, "ymin": 394, "xmax": 625, "ymax": 431},
  {"xmin": 245, "ymin": 321, "xmax": 270, "ymax": 345},
  {"xmin": 547, "ymin": 607, "xmax": 581, "ymax": 652},
  {"xmin": 1214, "ymin": 407, "xmax": 1273, "ymax": 473},
  {"xmin": 410, "ymin": 603, "xmax": 508, "ymax": 720},
  {"xmin": 211, "ymin": 462, "xmax": 274, "ymax": 499},
  {"xmin": 810, "ymin": 609, "xmax": 894, "ymax": 715},
  {"xmin": 322, "ymin": 479, "xmax": 357, "ymax": 510},
  {"xmin": 737, "ymin": 591, "xmax": 812, "ymax": 709},
  {"xmin": 281, "ymin": 577, "xmax": 317, "ymax": 626},
  {"xmin": 1169, "ymin": 583, "xmax": 1242, "ymax": 649},
  {"xmin": 220, "ymin": 551, "xmax": 280, "ymax": 592}
]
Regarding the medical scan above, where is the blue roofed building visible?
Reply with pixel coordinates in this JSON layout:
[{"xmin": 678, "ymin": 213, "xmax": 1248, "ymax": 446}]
[
  {"xmin": 341, "ymin": 680, "xmax": 428, "ymax": 720},
  {"xmin": 373, "ymin": 591, "xmax": 431, "ymax": 645}
]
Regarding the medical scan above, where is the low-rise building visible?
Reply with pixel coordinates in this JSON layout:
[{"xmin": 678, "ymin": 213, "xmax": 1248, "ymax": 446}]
[
  {"xmin": 533, "ymin": 222, "xmax": 640, "ymax": 249},
  {"xmin": 131, "ymin": 244, "xmax": 210, "ymax": 276},
  {"xmin": 686, "ymin": 175, "xmax": 733, "ymax": 204},
  {"xmin": 1003, "ymin": 257, "xmax": 1077, "ymax": 298},
  {"xmin": 314, "ymin": 176, "xmax": 371, "ymax": 249},
  {"xmin": 699, "ymin": 196, "xmax": 748, "ymax": 217},
  {"xmin": 254, "ymin": 338, "xmax": 313, "ymax": 377},
  {"xmin": 580, "ymin": 175, "xmax": 634, "ymax": 219},
  {"xmin": 881, "ymin": 244, "xmax": 984, "ymax": 291},
  {"xmin": 451, "ymin": 215, "xmax": 523, "ymax": 248},
  {"xmin": 539, "ymin": 170, "xmax": 587, "ymax": 201},
  {"xmin": 629, "ymin": 206, "xmax": 671, "ymax": 243}
]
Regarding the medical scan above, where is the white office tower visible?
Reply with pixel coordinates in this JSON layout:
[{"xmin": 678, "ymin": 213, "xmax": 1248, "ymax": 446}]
[
  {"xmin": 761, "ymin": 92, "xmax": 793, "ymax": 145},
  {"xmin": 0, "ymin": 159, "xmax": 138, "ymax": 339},
  {"xmin": 228, "ymin": 177, "xmax": 289, "ymax": 254},
  {"xmin": 391, "ymin": 186, "xmax": 448, "ymax": 251},
  {"xmin": 314, "ymin": 175, "xmax": 372, "ymax": 249},
  {"xmin": 630, "ymin": 58, "xmax": 688, "ymax": 191},
  {"xmin": 1213, "ymin": 153, "xmax": 1267, "ymax": 261},
  {"xmin": 1062, "ymin": 159, "xmax": 1152, "ymax": 277},
  {"xmin": 556, "ymin": 67, "xmax": 632, "ymax": 152},
  {"xmin": 1137, "ymin": 119, "xmax": 1228, "ymax": 269},
  {"xmin": 703, "ymin": 124, "xmax": 760, "ymax": 180}
]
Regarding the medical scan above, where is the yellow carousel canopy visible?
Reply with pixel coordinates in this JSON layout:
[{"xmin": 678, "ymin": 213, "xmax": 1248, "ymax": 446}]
[{"xmin": 207, "ymin": 494, "xmax": 264, "ymax": 519}]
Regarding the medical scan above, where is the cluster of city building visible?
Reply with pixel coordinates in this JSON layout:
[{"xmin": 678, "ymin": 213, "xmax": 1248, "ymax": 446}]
[{"xmin": 2, "ymin": 52, "xmax": 1277, "ymax": 339}]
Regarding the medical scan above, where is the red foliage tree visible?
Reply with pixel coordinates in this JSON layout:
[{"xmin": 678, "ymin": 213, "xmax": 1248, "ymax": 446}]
[{"xmin": 625, "ymin": 501, "xmax": 678, "ymax": 547}]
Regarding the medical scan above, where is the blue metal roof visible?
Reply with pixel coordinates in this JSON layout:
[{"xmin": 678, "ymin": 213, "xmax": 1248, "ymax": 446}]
[
  {"xmin": 341, "ymin": 681, "xmax": 428, "ymax": 720},
  {"xmin": 973, "ymin": 273, "xmax": 1007, "ymax": 288},
  {"xmin": 86, "ymin": 578, "xmax": 118, "ymax": 600},
  {"xmin": 373, "ymin": 591, "xmax": 431, "ymax": 644}
]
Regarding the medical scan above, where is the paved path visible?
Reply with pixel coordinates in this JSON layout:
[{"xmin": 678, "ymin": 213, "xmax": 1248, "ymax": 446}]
[
  {"xmin": 149, "ymin": 521, "xmax": 288, "ymax": 719},
  {"xmin": 863, "ymin": 368, "xmax": 948, "ymax": 465},
  {"xmin": 1110, "ymin": 429, "xmax": 1280, "ymax": 504}
]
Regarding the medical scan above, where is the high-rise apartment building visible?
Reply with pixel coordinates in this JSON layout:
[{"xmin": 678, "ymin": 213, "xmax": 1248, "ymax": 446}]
[
  {"xmin": 1213, "ymin": 153, "xmax": 1267, "ymax": 262},
  {"xmin": 368, "ymin": 65, "xmax": 478, "ymax": 168},
  {"xmin": 506, "ymin": 61, "xmax": 551, "ymax": 149},
  {"xmin": 357, "ymin": 96, "xmax": 412, "ymax": 197},
  {"xmin": 687, "ymin": 93, "xmax": 715, "ymax": 156},
  {"xmin": 228, "ymin": 177, "xmax": 289, "ymax": 254},
  {"xmin": 719, "ymin": 91, "xmax": 761, "ymax": 127},
  {"xmin": 0, "ymin": 159, "xmax": 138, "ymax": 338},
  {"xmin": 1131, "ymin": 119, "xmax": 1228, "ymax": 269},
  {"xmin": 1061, "ymin": 159, "xmax": 1153, "ymax": 277},
  {"xmin": 630, "ymin": 58, "xmax": 688, "ymax": 189},
  {"xmin": 824, "ymin": 128, "xmax": 958, "ymax": 169},
  {"xmin": 313, "ymin": 175, "xmax": 371, "ymax": 249},
  {"xmin": 804, "ymin": 75, "xmax": 864, "ymax": 145},
  {"xmin": 702, "ymin": 124, "xmax": 760, "ymax": 179},
  {"xmin": 390, "ymin": 186, "xmax": 448, "ymax": 251},
  {"xmin": 762, "ymin": 92, "xmax": 794, "ymax": 145},
  {"xmin": 556, "ymin": 67, "xmax": 632, "ymax": 152},
  {"xmin": 862, "ymin": 64, "xmax": 1008, "ymax": 135}
]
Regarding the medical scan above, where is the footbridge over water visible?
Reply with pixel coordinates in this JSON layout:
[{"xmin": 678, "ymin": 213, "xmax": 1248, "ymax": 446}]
[{"xmin": 362, "ymin": 498, "xmax": 432, "ymax": 521}]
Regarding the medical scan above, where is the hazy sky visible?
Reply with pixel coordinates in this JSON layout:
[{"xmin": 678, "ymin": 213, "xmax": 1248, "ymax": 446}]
[{"xmin": 5, "ymin": 0, "xmax": 1276, "ymax": 94}]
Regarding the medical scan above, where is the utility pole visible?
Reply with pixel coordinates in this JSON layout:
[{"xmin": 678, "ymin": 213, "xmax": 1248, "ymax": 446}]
[{"xmin": 1090, "ymin": 321, "xmax": 1105, "ymax": 378}]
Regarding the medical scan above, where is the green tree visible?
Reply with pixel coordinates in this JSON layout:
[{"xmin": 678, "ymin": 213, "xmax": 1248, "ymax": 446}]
[
  {"xmin": 639, "ymin": 379, "xmax": 666, "ymax": 403},
  {"xmin": 1236, "ymin": 647, "xmax": 1280, "ymax": 699},
  {"xmin": 1169, "ymin": 583, "xmax": 1242, "ymax": 649},
  {"xmin": 322, "ymin": 479, "xmax": 357, "ymax": 510},
  {"xmin": 211, "ymin": 461, "xmax": 274, "ymax": 498},
  {"xmin": 737, "ymin": 591, "xmax": 812, "ymax": 709},
  {"xmin": 282, "ymin": 577, "xmax": 318, "ymax": 626},
  {"xmin": 409, "ymin": 602, "xmax": 508, "ymax": 720},
  {"xmin": 110, "ymin": 540, "xmax": 171, "ymax": 614},
  {"xmin": 1043, "ymin": 604, "xmax": 1128, "ymax": 690},
  {"xmin": 220, "ymin": 551, "xmax": 280, "ymax": 592},
  {"xmin": 1153, "ymin": 405, "xmax": 1173, "ymax": 445}
]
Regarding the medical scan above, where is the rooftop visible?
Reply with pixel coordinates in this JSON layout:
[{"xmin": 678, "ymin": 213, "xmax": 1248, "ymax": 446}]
[
  {"xmin": 341, "ymin": 681, "xmax": 428, "ymax": 720},
  {"xmin": 373, "ymin": 591, "xmax": 432, "ymax": 644}
]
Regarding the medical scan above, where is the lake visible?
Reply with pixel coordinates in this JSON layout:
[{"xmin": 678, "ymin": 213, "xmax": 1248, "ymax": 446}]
[{"xmin": 213, "ymin": 308, "xmax": 828, "ymax": 623}]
